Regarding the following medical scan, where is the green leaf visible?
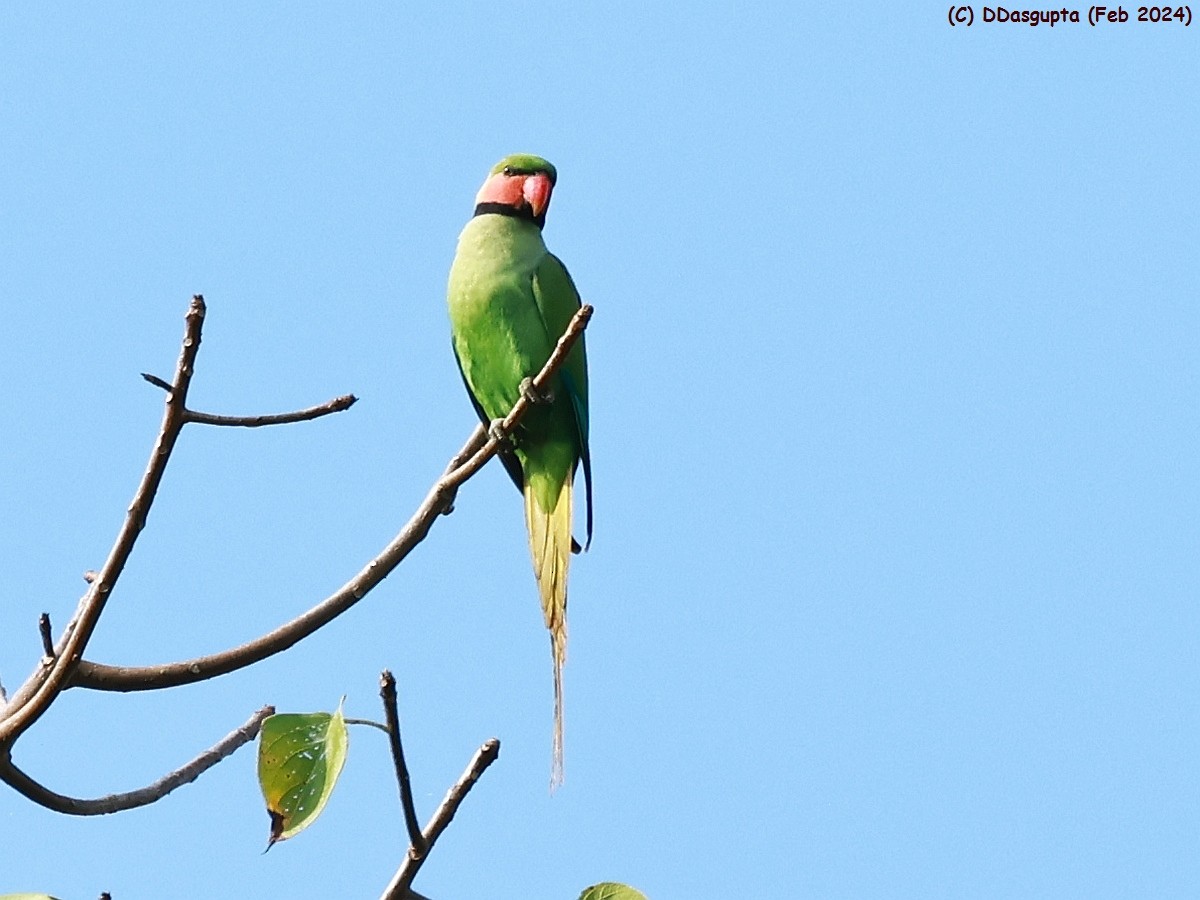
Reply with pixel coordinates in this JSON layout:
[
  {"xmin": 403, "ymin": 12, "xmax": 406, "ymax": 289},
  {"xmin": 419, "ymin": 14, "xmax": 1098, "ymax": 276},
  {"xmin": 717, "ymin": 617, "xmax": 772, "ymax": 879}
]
[
  {"xmin": 578, "ymin": 884, "xmax": 648, "ymax": 900},
  {"xmin": 257, "ymin": 702, "xmax": 349, "ymax": 847}
]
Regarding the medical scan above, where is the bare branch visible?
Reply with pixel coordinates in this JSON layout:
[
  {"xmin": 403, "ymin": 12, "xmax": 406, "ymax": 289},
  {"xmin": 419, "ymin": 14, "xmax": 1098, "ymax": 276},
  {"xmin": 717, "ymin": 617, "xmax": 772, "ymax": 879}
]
[
  {"xmin": 184, "ymin": 393, "xmax": 357, "ymax": 428},
  {"xmin": 0, "ymin": 705, "xmax": 272, "ymax": 815},
  {"xmin": 435, "ymin": 423, "xmax": 487, "ymax": 517},
  {"xmin": 0, "ymin": 296, "xmax": 207, "ymax": 744},
  {"xmin": 379, "ymin": 670, "xmax": 426, "ymax": 854},
  {"xmin": 69, "ymin": 304, "xmax": 594, "ymax": 693},
  {"xmin": 380, "ymin": 738, "xmax": 501, "ymax": 900}
]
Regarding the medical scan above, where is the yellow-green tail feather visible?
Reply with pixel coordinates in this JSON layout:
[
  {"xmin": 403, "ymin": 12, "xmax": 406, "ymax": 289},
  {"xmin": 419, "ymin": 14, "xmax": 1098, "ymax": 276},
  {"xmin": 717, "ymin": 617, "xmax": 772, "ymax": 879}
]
[{"xmin": 524, "ymin": 470, "xmax": 572, "ymax": 790}]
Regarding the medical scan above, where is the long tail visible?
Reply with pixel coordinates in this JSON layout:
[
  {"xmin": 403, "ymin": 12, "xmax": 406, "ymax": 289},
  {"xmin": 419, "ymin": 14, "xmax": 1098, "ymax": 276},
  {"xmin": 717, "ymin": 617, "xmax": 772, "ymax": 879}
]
[{"xmin": 524, "ymin": 470, "xmax": 573, "ymax": 790}]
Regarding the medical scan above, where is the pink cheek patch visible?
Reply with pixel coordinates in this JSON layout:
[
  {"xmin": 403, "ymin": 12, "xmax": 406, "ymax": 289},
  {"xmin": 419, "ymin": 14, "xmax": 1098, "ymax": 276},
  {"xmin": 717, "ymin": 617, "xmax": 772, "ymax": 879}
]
[{"xmin": 476, "ymin": 173, "xmax": 526, "ymax": 207}]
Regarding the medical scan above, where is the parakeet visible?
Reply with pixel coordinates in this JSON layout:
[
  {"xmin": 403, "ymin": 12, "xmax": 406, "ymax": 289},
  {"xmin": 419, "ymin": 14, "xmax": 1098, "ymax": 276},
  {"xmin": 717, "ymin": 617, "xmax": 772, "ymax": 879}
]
[{"xmin": 447, "ymin": 154, "xmax": 592, "ymax": 788}]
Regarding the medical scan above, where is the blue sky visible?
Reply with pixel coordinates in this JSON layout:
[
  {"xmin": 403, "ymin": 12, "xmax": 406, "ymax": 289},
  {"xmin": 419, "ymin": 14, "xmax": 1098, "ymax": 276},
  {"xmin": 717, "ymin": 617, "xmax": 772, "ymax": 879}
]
[{"xmin": 2, "ymin": 4, "xmax": 1198, "ymax": 898}]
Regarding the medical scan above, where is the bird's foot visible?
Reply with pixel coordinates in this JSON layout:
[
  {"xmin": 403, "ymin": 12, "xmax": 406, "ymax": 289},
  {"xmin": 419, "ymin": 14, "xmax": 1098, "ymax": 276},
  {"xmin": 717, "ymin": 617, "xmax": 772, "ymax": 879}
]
[
  {"xmin": 519, "ymin": 377, "xmax": 554, "ymax": 405},
  {"xmin": 488, "ymin": 418, "xmax": 514, "ymax": 449}
]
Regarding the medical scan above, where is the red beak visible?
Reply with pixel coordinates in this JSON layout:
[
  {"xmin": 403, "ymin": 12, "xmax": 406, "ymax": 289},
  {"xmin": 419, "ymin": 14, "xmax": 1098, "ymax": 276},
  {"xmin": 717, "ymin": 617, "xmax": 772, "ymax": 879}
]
[{"xmin": 523, "ymin": 172, "xmax": 553, "ymax": 221}]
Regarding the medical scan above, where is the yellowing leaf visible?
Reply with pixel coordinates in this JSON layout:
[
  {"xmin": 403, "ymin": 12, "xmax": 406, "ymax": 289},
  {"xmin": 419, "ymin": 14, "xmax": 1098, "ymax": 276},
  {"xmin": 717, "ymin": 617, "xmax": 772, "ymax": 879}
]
[
  {"xmin": 578, "ymin": 883, "xmax": 648, "ymax": 900},
  {"xmin": 256, "ymin": 703, "xmax": 348, "ymax": 847}
]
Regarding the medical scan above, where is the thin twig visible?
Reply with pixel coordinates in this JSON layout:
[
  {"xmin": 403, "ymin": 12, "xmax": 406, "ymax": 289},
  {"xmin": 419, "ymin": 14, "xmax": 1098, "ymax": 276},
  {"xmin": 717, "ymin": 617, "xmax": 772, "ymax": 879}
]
[
  {"xmin": 0, "ymin": 296, "xmax": 207, "ymax": 745},
  {"xmin": 0, "ymin": 705, "xmax": 272, "ymax": 815},
  {"xmin": 38, "ymin": 614, "xmax": 54, "ymax": 659},
  {"xmin": 141, "ymin": 372, "xmax": 173, "ymax": 392},
  {"xmin": 345, "ymin": 717, "xmax": 390, "ymax": 734},
  {"xmin": 380, "ymin": 738, "xmax": 501, "ymax": 900},
  {"xmin": 69, "ymin": 304, "xmax": 594, "ymax": 693},
  {"xmin": 379, "ymin": 670, "xmax": 426, "ymax": 854},
  {"xmin": 184, "ymin": 394, "xmax": 357, "ymax": 427}
]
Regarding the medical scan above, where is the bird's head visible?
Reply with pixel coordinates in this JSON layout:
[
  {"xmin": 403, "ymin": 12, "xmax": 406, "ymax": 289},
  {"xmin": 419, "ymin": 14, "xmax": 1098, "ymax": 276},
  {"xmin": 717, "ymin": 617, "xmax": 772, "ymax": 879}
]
[{"xmin": 473, "ymin": 154, "xmax": 558, "ymax": 230}]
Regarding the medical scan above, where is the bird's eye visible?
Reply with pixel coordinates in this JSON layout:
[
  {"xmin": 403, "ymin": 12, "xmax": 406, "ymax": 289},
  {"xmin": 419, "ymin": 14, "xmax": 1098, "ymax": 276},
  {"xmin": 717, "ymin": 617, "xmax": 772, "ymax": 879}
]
[{"xmin": 503, "ymin": 166, "xmax": 514, "ymax": 176}]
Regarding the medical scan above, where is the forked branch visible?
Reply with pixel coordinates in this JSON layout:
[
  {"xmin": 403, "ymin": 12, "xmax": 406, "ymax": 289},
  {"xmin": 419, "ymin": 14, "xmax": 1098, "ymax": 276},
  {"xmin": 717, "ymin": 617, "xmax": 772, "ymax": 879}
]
[
  {"xmin": 69, "ymin": 303, "xmax": 594, "ymax": 693},
  {"xmin": 0, "ymin": 297, "xmax": 207, "ymax": 745},
  {"xmin": 380, "ymin": 738, "xmax": 502, "ymax": 900},
  {"xmin": 0, "ymin": 295, "xmax": 355, "ymax": 809},
  {"xmin": 0, "ymin": 295, "xmax": 589, "ymax": 825}
]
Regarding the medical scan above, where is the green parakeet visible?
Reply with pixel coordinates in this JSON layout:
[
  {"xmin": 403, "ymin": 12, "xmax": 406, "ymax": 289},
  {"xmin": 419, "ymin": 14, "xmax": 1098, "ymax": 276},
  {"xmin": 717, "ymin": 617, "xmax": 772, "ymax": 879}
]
[{"xmin": 447, "ymin": 154, "xmax": 592, "ymax": 787}]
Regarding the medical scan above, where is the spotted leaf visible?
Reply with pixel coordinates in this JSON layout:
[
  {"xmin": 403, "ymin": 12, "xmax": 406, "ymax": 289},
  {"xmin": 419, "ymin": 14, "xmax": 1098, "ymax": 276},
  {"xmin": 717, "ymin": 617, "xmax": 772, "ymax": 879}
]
[{"xmin": 257, "ymin": 703, "xmax": 348, "ymax": 847}]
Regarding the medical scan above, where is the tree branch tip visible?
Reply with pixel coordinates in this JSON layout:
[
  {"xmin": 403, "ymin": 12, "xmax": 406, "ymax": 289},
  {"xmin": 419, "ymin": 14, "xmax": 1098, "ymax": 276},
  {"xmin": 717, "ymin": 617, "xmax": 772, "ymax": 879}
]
[
  {"xmin": 141, "ymin": 373, "xmax": 173, "ymax": 392},
  {"xmin": 38, "ymin": 613, "xmax": 54, "ymax": 658},
  {"xmin": 185, "ymin": 295, "xmax": 207, "ymax": 323},
  {"xmin": 378, "ymin": 669, "xmax": 424, "ymax": 855},
  {"xmin": 184, "ymin": 392, "xmax": 360, "ymax": 428}
]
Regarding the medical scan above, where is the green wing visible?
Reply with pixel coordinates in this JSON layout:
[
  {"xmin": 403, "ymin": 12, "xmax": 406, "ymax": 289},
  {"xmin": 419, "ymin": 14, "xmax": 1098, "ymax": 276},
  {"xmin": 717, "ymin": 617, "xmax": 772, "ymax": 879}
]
[{"xmin": 532, "ymin": 253, "xmax": 593, "ymax": 550}]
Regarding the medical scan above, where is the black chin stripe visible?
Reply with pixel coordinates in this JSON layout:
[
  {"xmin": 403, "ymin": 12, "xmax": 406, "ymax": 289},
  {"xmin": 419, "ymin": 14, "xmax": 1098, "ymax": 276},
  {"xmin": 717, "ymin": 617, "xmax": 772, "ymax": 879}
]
[
  {"xmin": 474, "ymin": 201, "xmax": 529, "ymax": 220},
  {"xmin": 473, "ymin": 202, "xmax": 545, "ymax": 230}
]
